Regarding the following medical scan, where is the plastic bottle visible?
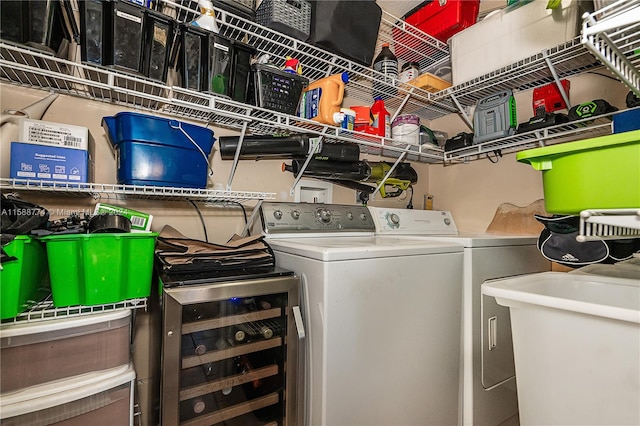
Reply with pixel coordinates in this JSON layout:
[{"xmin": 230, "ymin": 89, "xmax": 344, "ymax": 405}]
[
  {"xmin": 301, "ymin": 72, "xmax": 349, "ymax": 126},
  {"xmin": 371, "ymin": 97, "xmax": 391, "ymax": 138},
  {"xmin": 372, "ymin": 43, "xmax": 398, "ymax": 99},
  {"xmin": 191, "ymin": 0, "xmax": 219, "ymax": 33}
]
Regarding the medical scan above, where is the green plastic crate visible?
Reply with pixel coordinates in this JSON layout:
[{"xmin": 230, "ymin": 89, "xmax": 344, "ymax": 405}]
[
  {"xmin": 516, "ymin": 130, "xmax": 640, "ymax": 214},
  {"xmin": 1, "ymin": 236, "xmax": 50, "ymax": 320},
  {"xmin": 38, "ymin": 233, "xmax": 158, "ymax": 307}
]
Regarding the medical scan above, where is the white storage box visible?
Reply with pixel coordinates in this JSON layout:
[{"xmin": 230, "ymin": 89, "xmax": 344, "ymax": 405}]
[
  {"xmin": 482, "ymin": 271, "xmax": 640, "ymax": 426},
  {"xmin": 0, "ymin": 364, "xmax": 135, "ymax": 426},
  {"xmin": 449, "ymin": 0, "xmax": 593, "ymax": 85},
  {"xmin": 1, "ymin": 118, "xmax": 95, "ymax": 180},
  {"xmin": 0, "ymin": 310, "xmax": 131, "ymax": 393}
]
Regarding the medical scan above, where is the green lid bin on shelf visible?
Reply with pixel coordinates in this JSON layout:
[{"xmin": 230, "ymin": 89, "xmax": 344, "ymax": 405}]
[
  {"xmin": 38, "ymin": 232, "xmax": 158, "ymax": 307},
  {"xmin": 1, "ymin": 236, "xmax": 50, "ymax": 320},
  {"xmin": 516, "ymin": 130, "xmax": 640, "ymax": 214}
]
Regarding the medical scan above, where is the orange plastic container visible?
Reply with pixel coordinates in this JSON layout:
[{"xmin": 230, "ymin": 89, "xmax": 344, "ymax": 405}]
[{"xmin": 301, "ymin": 72, "xmax": 349, "ymax": 125}]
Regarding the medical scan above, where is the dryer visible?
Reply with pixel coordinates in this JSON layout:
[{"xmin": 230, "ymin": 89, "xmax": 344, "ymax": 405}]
[
  {"xmin": 260, "ymin": 202, "xmax": 464, "ymax": 426},
  {"xmin": 368, "ymin": 207, "xmax": 550, "ymax": 426}
]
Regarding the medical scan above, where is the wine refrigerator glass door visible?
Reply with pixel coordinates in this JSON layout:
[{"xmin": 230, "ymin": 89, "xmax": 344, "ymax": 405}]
[{"xmin": 162, "ymin": 274, "xmax": 302, "ymax": 426}]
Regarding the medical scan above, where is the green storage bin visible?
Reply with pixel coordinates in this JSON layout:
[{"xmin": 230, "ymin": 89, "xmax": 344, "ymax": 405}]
[
  {"xmin": 39, "ymin": 233, "xmax": 158, "ymax": 307},
  {"xmin": 1, "ymin": 236, "xmax": 50, "ymax": 320},
  {"xmin": 517, "ymin": 130, "xmax": 640, "ymax": 214}
]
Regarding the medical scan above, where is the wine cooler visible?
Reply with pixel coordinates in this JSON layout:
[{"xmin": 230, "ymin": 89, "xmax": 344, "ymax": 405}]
[{"xmin": 161, "ymin": 269, "xmax": 303, "ymax": 426}]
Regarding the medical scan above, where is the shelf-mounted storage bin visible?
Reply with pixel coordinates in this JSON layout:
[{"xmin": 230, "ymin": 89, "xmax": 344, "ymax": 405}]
[
  {"xmin": 142, "ymin": 8, "xmax": 175, "ymax": 82},
  {"xmin": 0, "ymin": 310, "xmax": 132, "ymax": 392},
  {"xmin": 0, "ymin": 236, "xmax": 50, "ymax": 320},
  {"xmin": 39, "ymin": 232, "xmax": 158, "ymax": 307},
  {"xmin": 256, "ymin": 0, "xmax": 311, "ymax": 41}
]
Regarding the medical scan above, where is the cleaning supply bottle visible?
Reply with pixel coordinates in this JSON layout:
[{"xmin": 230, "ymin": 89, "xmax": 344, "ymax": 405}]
[
  {"xmin": 371, "ymin": 97, "xmax": 391, "ymax": 138},
  {"xmin": 372, "ymin": 43, "xmax": 398, "ymax": 99},
  {"xmin": 191, "ymin": 0, "xmax": 219, "ymax": 33},
  {"xmin": 301, "ymin": 72, "xmax": 349, "ymax": 126}
]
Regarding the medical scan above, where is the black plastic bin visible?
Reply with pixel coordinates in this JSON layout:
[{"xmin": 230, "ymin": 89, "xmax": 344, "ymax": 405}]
[
  {"xmin": 307, "ymin": 0, "xmax": 381, "ymax": 66},
  {"xmin": 141, "ymin": 9, "xmax": 175, "ymax": 82}
]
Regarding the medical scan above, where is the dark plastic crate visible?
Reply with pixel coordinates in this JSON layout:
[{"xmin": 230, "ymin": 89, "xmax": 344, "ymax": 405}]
[
  {"xmin": 141, "ymin": 9, "xmax": 175, "ymax": 82},
  {"xmin": 256, "ymin": 0, "xmax": 311, "ymax": 41},
  {"xmin": 249, "ymin": 63, "xmax": 308, "ymax": 115}
]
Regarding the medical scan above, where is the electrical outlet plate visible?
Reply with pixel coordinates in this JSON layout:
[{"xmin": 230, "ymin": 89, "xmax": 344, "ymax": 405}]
[{"xmin": 294, "ymin": 179, "xmax": 333, "ymax": 204}]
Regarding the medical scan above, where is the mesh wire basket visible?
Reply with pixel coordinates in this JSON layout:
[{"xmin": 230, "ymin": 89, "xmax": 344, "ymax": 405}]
[{"xmin": 255, "ymin": 0, "xmax": 311, "ymax": 41}]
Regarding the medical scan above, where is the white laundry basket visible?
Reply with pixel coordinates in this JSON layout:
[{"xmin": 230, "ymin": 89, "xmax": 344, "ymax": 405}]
[{"xmin": 482, "ymin": 271, "xmax": 640, "ymax": 426}]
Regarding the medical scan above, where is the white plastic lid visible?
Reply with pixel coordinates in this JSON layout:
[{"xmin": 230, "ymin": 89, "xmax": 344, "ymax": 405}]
[
  {"xmin": 333, "ymin": 112, "xmax": 345, "ymax": 124},
  {"xmin": 0, "ymin": 364, "xmax": 135, "ymax": 418}
]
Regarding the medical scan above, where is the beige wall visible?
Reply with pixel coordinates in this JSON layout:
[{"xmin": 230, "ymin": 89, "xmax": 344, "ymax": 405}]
[
  {"xmin": 428, "ymin": 72, "xmax": 629, "ymax": 232},
  {"xmin": 1, "ymin": 67, "xmax": 627, "ymax": 238}
]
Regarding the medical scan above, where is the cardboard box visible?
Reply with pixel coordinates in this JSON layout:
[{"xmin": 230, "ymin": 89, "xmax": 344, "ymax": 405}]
[
  {"xmin": 449, "ymin": 0, "xmax": 593, "ymax": 85},
  {"xmin": 2, "ymin": 118, "xmax": 94, "ymax": 180},
  {"xmin": 10, "ymin": 142, "xmax": 91, "ymax": 183}
]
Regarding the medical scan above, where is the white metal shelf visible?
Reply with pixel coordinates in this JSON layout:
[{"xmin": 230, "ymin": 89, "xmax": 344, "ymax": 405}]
[
  {"xmin": 581, "ymin": 0, "xmax": 640, "ymax": 96},
  {"xmin": 444, "ymin": 111, "xmax": 617, "ymax": 162},
  {"xmin": 0, "ymin": 178, "xmax": 276, "ymax": 203},
  {"xmin": 1, "ymin": 1, "xmax": 637, "ymax": 165},
  {"xmin": 578, "ymin": 209, "xmax": 640, "ymax": 241},
  {"xmin": 0, "ymin": 296, "xmax": 148, "ymax": 326}
]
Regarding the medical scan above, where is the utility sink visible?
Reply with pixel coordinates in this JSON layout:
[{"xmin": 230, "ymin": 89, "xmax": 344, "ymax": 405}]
[
  {"xmin": 482, "ymin": 269, "xmax": 640, "ymax": 426},
  {"xmin": 483, "ymin": 271, "xmax": 640, "ymax": 323}
]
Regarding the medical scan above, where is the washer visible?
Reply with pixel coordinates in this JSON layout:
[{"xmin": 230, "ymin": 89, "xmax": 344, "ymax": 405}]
[
  {"xmin": 260, "ymin": 202, "xmax": 464, "ymax": 426},
  {"xmin": 368, "ymin": 207, "xmax": 550, "ymax": 426}
]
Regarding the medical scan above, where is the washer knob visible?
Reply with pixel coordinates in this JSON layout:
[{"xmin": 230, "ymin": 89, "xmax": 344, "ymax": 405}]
[
  {"xmin": 359, "ymin": 212, "xmax": 368, "ymax": 221},
  {"xmin": 273, "ymin": 210, "xmax": 283, "ymax": 220},
  {"xmin": 388, "ymin": 213, "xmax": 400, "ymax": 227},
  {"xmin": 317, "ymin": 208, "xmax": 332, "ymax": 223},
  {"xmin": 444, "ymin": 218, "xmax": 451, "ymax": 226},
  {"xmin": 347, "ymin": 212, "xmax": 354, "ymax": 220},
  {"xmin": 291, "ymin": 210, "xmax": 300, "ymax": 220}
]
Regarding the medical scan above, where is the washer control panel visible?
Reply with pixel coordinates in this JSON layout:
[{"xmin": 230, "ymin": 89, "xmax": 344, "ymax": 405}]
[
  {"xmin": 368, "ymin": 207, "xmax": 458, "ymax": 235},
  {"xmin": 261, "ymin": 202, "xmax": 375, "ymax": 234}
]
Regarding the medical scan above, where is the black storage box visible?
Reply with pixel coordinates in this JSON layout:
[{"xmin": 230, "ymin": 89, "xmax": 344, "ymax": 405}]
[
  {"xmin": 306, "ymin": 0, "xmax": 382, "ymax": 66},
  {"xmin": 207, "ymin": 34, "xmax": 233, "ymax": 97},
  {"xmin": 103, "ymin": 0, "xmax": 146, "ymax": 73},
  {"xmin": 214, "ymin": 0, "xmax": 256, "ymax": 21},
  {"xmin": 230, "ymin": 40, "xmax": 257, "ymax": 103},
  {"xmin": 176, "ymin": 25, "xmax": 253, "ymax": 98},
  {"xmin": 178, "ymin": 24, "xmax": 209, "ymax": 91},
  {"xmin": 79, "ymin": 0, "xmax": 105, "ymax": 65},
  {"xmin": 1, "ymin": 0, "xmax": 68, "ymax": 54},
  {"xmin": 80, "ymin": 0, "xmax": 147, "ymax": 72},
  {"xmin": 141, "ymin": 9, "xmax": 175, "ymax": 82},
  {"xmin": 256, "ymin": 0, "xmax": 312, "ymax": 41},
  {"xmin": 248, "ymin": 63, "xmax": 308, "ymax": 114}
]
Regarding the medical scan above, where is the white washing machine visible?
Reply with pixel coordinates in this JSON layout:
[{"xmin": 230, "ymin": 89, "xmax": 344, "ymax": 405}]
[
  {"xmin": 260, "ymin": 202, "xmax": 464, "ymax": 426},
  {"xmin": 368, "ymin": 207, "xmax": 550, "ymax": 426}
]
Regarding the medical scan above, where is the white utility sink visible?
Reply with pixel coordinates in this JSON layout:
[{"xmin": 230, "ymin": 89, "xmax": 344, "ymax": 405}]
[{"xmin": 482, "ymin": 269, "xmax": 640, "ymax": 426}]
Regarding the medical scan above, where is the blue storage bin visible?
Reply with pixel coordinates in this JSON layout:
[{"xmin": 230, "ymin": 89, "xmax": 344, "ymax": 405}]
[
  {"xmin": 102, "ymin": 112, "xmax": 216, "ymax": 188},
  {"xmin": 613, "ymin": 108, "xmax": 640, "ymax": 133}
]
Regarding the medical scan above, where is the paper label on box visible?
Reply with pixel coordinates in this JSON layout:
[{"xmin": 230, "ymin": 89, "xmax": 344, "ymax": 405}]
[
  {"xmin": 20, "ymin": 119, "xmax": 89, "ymax": 150},
  {"xmin": 93, "ymin": 203, "xmax": 153, "ymax": 232}
]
